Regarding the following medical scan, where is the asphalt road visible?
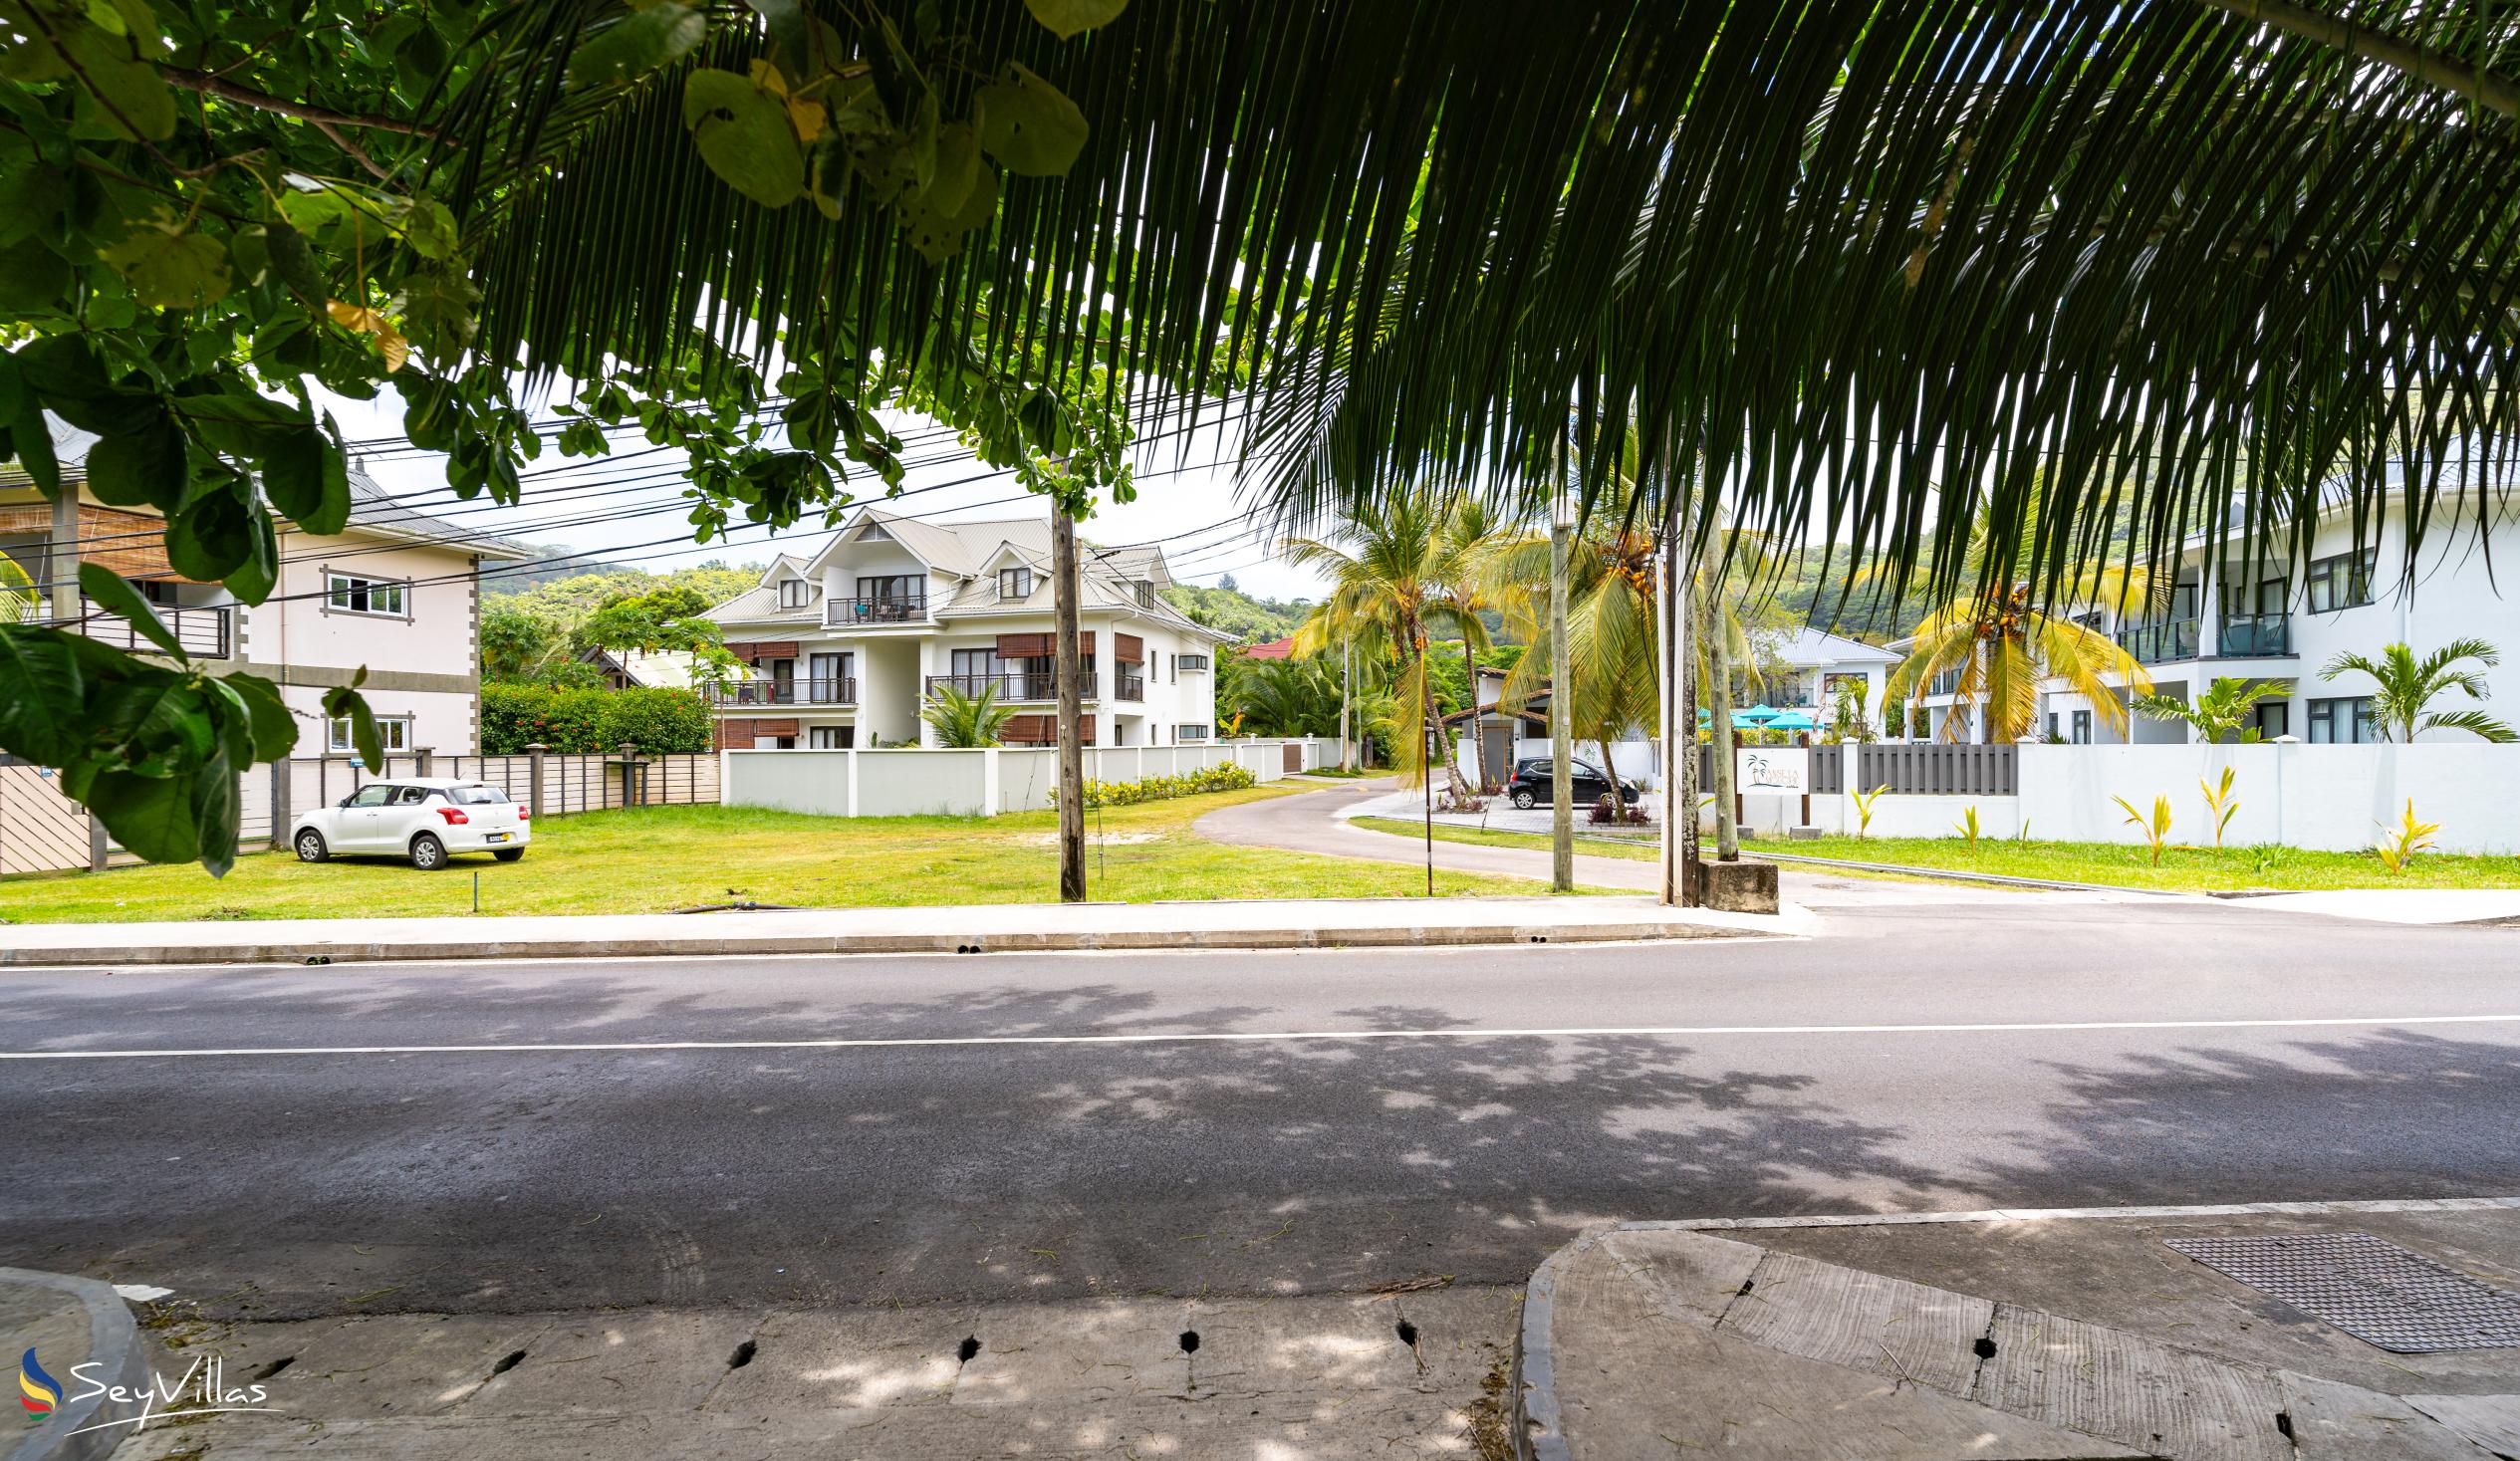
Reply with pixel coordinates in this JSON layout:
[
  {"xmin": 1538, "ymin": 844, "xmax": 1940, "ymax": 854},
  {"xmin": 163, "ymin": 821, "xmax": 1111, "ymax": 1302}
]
[{"xmin": 4, "ymin": 889, "xmax": 2518, "ymax": 1323}]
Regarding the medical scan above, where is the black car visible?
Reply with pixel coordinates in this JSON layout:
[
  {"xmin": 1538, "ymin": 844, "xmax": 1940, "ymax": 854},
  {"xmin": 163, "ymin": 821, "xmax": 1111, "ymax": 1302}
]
[{"xmin": 1506, "ymin": 758, "xmax": 1643, "ymax": 810}]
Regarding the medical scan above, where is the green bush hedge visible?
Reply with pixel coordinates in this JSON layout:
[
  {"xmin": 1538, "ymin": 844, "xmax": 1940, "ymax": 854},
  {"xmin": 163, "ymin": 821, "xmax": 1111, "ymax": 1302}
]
[
  {"xmin": 1060, "ymin": 761, "xmax": 1257, "ymax": 810},
  {"xmin": 481, "ymin": 684, "xmax": 711, "ymax": 754}
]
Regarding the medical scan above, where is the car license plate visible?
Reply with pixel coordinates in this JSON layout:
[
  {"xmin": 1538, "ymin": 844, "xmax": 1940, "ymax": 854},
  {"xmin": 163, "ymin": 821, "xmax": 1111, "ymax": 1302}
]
[{"xmin": 485, "ymin": 833, "xmax": 510, "ymax": 844}]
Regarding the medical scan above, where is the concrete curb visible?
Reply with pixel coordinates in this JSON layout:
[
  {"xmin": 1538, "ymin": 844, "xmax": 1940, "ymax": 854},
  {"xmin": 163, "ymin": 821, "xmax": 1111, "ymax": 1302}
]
[
  {"xmin": 1753, "ymin": 850, "xmax": 2194, "ymax": 896},
  {"xmin": 4, "ymin": 1267, "xmax": 146, "ymax": 1461},
  {"xmin": 0, "ymin": 916, "xmax": 1761, "ymax": 970},
  {"xmin": 1508, "ymin": 1195, "xmax": 2520, "ymax": 1460}
]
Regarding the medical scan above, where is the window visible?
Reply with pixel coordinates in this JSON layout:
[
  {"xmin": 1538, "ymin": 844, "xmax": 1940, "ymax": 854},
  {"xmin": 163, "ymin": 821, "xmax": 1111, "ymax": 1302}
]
[
  {"xmin": 857, "ymin": 574, "xmax": 921, "ymax": 603},
  {"xmin": 779, "ymin": 578, "xmax": 811, "ymax": 609},
  {"xmin": 1177, "ymin": 653, "xmax": 1209, "ymax": 672},
  {"xmin": 1134, "ymin": 580, "xmax": 1154, "ymax": 608},
  {"xmin": 1178, "ymin": 724, "xmax": 1210, "ymax": 742},
  {"xmin": 449, "ymin": 785, "xmax": 507, "ymax": 805},
  {"xmin": 2254, "ymin": 701, "xmax": 2289, "ymax": 740},
  {"xmin": 809, "ymin": 726, "xmax": 851, "ymax": 749},
  {"xmin": 392, "ymin": 786, "xmax": 429, "ymax": 806},
  {"xmin": 999, "ymin": 567, "xmax": 1033, "ymax": 600},
  {"xmin": 858, "ymin": 523, "xmax": 890, "ymax": 541},
  {"xmin": 329, "ymin": 716, "xmax": 411, "ymax": 754},
  {"xmin": 2308, "ymin": 696, "xmax": 2377, "ymax": 743},
  {"xmin": 2306, "ymin": 550, "xmax": 2378, "ymax": 612},
  {"xmin": 2071, "ymin": 710, "xmax": 2093, "ymax": 744},
  {"xmin": 950, "ymin": 647, "xmax": 1003, "ymax": 678},
  {"xmin": 326, "ymin": 572, "xmax": 407, "ymax": 616},
  {"xmin": 2046, "ymin": 712, "xmax": 2060, "ymax": 741},
  {"xmin": 346, "ymin": 785, "xmax": 393, "ymax": 808}
]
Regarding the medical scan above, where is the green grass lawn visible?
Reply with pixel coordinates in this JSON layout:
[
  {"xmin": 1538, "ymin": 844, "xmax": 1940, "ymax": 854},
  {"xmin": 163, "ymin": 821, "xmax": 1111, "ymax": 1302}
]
[
  {"xmin": 1353, "ymin": 815, "xmax": 2520, "ymax": 891},
  {"xmin": 0, "ymin": 786, "xmax": 1558, "ymax": 923}
]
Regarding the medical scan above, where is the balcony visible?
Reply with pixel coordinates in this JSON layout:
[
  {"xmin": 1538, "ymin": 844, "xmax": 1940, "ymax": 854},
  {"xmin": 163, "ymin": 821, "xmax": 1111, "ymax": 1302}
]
[
  {"xmin": 826, "ymin": 595, "xmax": 927, "ymax": 626},
  {"xmin": 2216, "ymin": 611, "xmax": 2293, "ymax": 657},
  {"xmin": 48, "ymin": 602, "xmax": 232, "ymax": 659},
  {"xmin": 924, "ymin": 672, "xmax": 1086, "ymax": 703},
  {"xmin": 2115, "ymin": 616, "xmax": 2198, "ymax": 663},
  {"xmin": 706, "ymin": 677, "xmax": 856, "ymax": 708},
  {"xmin": 1116, "ymin": 672, "xmax": 1144, "ymax": 702}
]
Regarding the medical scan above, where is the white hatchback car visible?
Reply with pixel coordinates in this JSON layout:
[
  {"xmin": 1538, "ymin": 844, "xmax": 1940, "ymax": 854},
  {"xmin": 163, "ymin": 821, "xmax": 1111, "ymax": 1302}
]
[{"xmin": 291, "ymin": 778, "xmax": 532, "ymax": 870}]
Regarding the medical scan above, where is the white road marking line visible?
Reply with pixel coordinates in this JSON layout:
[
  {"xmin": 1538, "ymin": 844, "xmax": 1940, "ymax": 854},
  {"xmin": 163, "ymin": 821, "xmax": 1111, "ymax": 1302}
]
[{"xmin": 6, "ymin": 1012, "xmax": 2520, "ymax": 1060}]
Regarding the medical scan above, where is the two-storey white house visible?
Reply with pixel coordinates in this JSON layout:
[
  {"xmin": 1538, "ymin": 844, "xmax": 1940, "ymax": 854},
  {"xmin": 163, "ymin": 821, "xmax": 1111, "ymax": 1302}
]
[
  {"xmin": 1904, "ymin": 484, "xmax": 2520, "ymax": 744},
  {"xmin": 703, "ymin": 506, "xmax": 1229, "ymax": 749},
  {"xmin": 3, "ymin": 428, "xmax": 522, "ymax": 756}
]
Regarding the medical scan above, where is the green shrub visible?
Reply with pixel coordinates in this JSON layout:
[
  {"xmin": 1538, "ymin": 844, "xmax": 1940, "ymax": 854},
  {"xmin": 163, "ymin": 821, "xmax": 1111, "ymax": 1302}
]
[
  {"xmin": 481, "ymin": 684, "xmax": 710, "ymax": 754},
  {"xmin": 1058, "ymin": 762, "xmax": 1257, "ymax": 809}
]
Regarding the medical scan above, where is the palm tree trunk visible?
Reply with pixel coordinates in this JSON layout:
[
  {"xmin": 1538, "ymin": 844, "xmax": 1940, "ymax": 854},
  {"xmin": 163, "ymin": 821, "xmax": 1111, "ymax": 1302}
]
[
  {"xmin": 1702, "ymin": 575, "xmax": 1739, "ymax": 860},
  {"xmin": 1464, "ymin": 639, "xmax": 1488, "ymax": 793},
  {"xmin": 1598, "ymin": 734, "xmax": 1626, "ymax": 821}
]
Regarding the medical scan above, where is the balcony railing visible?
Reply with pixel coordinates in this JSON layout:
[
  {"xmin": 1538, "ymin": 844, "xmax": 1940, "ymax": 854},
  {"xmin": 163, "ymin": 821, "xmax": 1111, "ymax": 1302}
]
[
  {"xmin": 924, "ymin": 672, "xmax": 1085, "ymax": 702},
  {"xmin": 2215, "ymin": 611, "xmax": 2293, "ymax": 657},
  {"xmin": 706, "ymin": 677, "xmax": 856, "ymax": 707},
  {"xmin": 46, "ymin": 602, "xmax": 232, "ymax": 659},
  {"xmin": 827, "ymin": 595, "xmax": 928, "ymax": 625},
  {"xmin": 2115, "ymin": 616, "xmax": 2198, "ymax": 663},
  {"xmin": 1116, "ymin": 672, "xmax": 1144, "ymax": 702}
]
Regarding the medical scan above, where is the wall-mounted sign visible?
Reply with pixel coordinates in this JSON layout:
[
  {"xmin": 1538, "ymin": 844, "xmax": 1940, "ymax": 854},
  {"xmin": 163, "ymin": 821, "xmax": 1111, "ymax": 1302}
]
[{"xmin": 1736, "ymin": 747, "xmax": 1808, "ymax": 794}]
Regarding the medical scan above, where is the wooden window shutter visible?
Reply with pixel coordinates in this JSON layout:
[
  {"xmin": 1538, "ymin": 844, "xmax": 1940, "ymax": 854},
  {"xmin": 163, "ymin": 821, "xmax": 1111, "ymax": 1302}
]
[{"xmin": 1116, "ymin": 633, "xmax": 1144, "ymax": 663}]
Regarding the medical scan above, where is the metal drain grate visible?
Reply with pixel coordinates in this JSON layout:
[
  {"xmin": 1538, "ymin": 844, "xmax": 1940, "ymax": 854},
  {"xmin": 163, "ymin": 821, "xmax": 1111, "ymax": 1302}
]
[{"xmin": 2163, "ymin": 1232, "xmax": 2520, "ymax": 1353}]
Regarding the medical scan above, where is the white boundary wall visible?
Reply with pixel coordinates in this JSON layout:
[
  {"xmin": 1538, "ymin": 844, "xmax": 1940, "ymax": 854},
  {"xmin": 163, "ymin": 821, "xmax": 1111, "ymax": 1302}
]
[
  {"xmin": 723, "ymin": 737, "xmax": 1338, "ymax": 818},
  {"xmin": 1791, "ymin": 743, "xmax": 2520, "ymax": 853}
]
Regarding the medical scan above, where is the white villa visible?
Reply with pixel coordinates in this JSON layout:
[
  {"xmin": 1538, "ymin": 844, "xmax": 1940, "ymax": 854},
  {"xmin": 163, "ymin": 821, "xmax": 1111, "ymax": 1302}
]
[
  {"xmin": 1754, "ymin": 626, "xmax": 1902, "ymax": 734},
  {"xmin": 1905, "ymin": 487, "xmax": 2520, "ymax": 744},
  {"xmin": 704, "ymin": 506, "xmax": 1229, "ymax": 750},
  {"xmin": 3, "ymin": 430, "xmax": 521, "ymax": 756}
]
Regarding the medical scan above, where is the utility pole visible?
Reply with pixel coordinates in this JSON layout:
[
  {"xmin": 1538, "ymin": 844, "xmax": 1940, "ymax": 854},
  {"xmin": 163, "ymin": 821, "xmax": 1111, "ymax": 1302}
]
[
  {"xmin": 1549, "ymin": 489, "xmax": 1575, "ymax": 893},
  {"xmin": 1053, "ymin": 507, "xmax": 1087, "ymax": 902},
  {"xmin": 1339, "ymin": 641, "xmax": 1353, "ymax": 772},
  {"xmin": 1658, "ymin": 480, "xmax": 1699, "ymax": 906}
]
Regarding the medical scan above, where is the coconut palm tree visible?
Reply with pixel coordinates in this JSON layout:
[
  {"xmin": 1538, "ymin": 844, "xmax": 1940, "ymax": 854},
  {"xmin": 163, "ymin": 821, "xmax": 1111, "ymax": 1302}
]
[
  {"xmin": 1885, "ymin": 496, "xmax": 2161, "ymax": 742},
  {"xmin": 1285, "ymin": 493, "xmax": 1487, "ymax": 798},
  {"xmin": 2134, "ymin": 677, "xmax": 2292, "ymax": 744},
  {"xmin": 2320, "ymin": 640, "xmax": 2517, "ymax": 743},
  {"xmin": 920, "ymin": 683, "xmax": 1019, "ymax": 748}
]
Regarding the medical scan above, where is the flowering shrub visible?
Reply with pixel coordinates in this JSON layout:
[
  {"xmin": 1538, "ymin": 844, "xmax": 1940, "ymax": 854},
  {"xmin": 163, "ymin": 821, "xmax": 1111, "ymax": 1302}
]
[
  {"xmin": 1589, "ymin": 793, "xmax": 1651, "ymax": 826},
  {"xmin": 1058, "ymin": 762, "xmax": 1258, "ymax": 809}
]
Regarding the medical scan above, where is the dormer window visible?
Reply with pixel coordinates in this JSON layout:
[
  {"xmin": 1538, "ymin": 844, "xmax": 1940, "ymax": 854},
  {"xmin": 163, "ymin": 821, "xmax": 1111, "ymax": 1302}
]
[
  {"xmin": 999, "ymin": 567, "xmax": 1033, "ymax": 601},
  {"xmin": 779, "ymin": 578, "xmax": 811, "ymax": 609},
  {"xmin": 1134, "ymin": 581, "xmax": 1154, "ymax": 608}
]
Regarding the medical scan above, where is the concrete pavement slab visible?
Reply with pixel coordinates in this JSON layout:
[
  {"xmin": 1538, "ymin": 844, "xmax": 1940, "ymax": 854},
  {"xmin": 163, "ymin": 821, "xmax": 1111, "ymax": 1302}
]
[
  {"xmin": 1520, "ymin": 1206, "xmax": 2520, "ymax": 1459},
  {"xmin": 3, "ymin": 1266, "xmax": 148, "ymax": 1461}
]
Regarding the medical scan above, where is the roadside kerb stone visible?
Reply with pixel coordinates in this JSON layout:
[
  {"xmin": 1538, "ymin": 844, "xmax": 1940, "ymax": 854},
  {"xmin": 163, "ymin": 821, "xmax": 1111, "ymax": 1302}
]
[{"xmin": 4, "ymin": 1267, "xmax": 148, "ymax": 1461}]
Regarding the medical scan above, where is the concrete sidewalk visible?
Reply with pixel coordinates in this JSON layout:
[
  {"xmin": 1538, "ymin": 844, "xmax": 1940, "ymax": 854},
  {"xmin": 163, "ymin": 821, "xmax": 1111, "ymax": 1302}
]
[
  {"xmin": 0, "ymin": 893, "xmax": 1793, "ymax": 969},
  {"xmin": 1519, "ymin": 1199, "xmax": 2520, "ymax": 1459},
  {"xmin": 111, "ymin": 1285, "xmax": 1521, "ymax": 1459}
]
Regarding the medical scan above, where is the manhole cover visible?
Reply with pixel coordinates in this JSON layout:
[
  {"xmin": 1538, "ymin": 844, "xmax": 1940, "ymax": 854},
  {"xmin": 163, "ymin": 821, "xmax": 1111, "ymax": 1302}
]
[{"xmin": 2163, "ymin": 1232, "xmax": 2520, "ymax": 1352}]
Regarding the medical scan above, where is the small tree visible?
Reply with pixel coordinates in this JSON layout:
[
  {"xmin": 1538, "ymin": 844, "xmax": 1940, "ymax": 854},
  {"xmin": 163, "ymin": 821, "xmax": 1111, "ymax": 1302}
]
[
  {"xmin": 2135, "ymin": 677, "xmax": 2290, "ymax": 743},
  {"xmin": 2320, "ymin": 640, "xmax": 2516, "ymax": 743},
  {"xmin": 921, "ymin": 683, "xmax": 1018, "ymax": 748}
]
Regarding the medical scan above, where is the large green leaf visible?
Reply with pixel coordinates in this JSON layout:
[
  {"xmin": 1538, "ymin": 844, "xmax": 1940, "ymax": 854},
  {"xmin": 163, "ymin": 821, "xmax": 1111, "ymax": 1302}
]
[
  {"xmin": 681, "ymin": 69, "xmax": 803, "ymax": 207},
  {"xmin": 263, "ymin": 421, "xmax": 352, "ymax": 536},
  {"xmin": 569, "ymin": 2, "xmax": 707, "ymax": 89},
  {"xmin": 0, "ymin": 237, "xmax": 71, "ymax": 313},
  {"xmin": 102, "ymin": 228, "xmax": 233, "ymax": 310},
  {"xmin": 84, "ymin": 768, "xmax": 195, "ymax": 865},
  {"xmin": 0, "ymin": 625, "xmax": 85, "ymax": 765},
  {"xmin": 221, "ymin": 672, "xmax": 301, "ymax": 761},
  {"xmin": 62, "ymin": 21, "xmax": 175, "ymax": 141},
  {"xmin": 976, "ymin": 64, "xmax": 1086, "ymax": 177},
  {"xmin": 83, "ymin": 412, "xmax": 188, "ymax": 509},
  {"xmin": 1023, "ymin": 0, "xmax": 1129, "ymax": 40},
  {"xmin": 322, "ymin": 679, "xmax": 383, "ymax": 771},
  {"xmin": 77, "ymin": 563, "xmax": 186, "ymax": 661},
  {"xmin": 189, "ymin": 745, "xmax": 239, "ymax": 877},
  {"xmin": 165, "ymin": 483, "xmax": 256, "ymax": 583}
]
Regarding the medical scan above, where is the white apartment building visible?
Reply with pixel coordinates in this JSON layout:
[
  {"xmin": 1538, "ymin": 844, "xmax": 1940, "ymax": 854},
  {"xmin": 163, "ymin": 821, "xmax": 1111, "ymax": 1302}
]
[
  {"xmin": 1906, "ymin": 487, "xmax": 2520, "ymax": 744},
  {"xmin": 704, "ymin": 506, "xmax": 1229, "ymax": 749},
  {"xmin": 3, "ymin": 430, "xmax": 520, "ymax": 756}
]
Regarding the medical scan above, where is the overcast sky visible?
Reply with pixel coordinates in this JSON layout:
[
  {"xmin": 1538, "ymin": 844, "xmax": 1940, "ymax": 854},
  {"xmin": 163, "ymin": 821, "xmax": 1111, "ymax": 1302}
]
[{"xmin": 320, "ymin": 385, "xmax": 1331, "ymax": 604}]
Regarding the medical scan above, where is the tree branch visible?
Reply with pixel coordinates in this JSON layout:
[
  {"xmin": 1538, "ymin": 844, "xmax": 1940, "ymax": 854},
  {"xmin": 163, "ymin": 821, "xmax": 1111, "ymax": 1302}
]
[
  {"xmin": 2199, "ymin": 0, "xmax": 2520, "ymax": 121},
  {"xmin": 158, "ymin": 68, "xmax": 440, "ymax": 137}
]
